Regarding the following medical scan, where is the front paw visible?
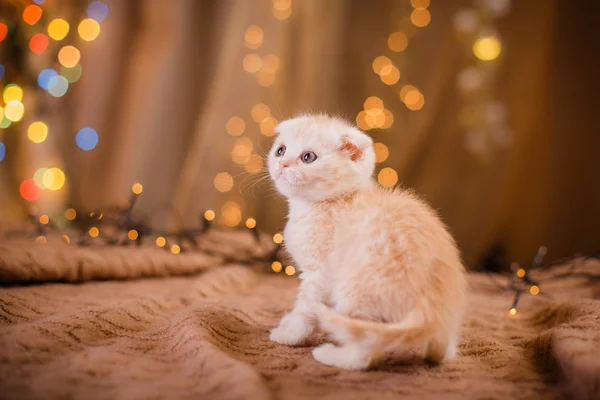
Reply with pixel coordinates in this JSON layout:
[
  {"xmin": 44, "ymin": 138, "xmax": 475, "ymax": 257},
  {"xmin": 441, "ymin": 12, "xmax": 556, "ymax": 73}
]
[{"xmin": 269, "ymin": 314, "xmax": 313, "ymax": 346}]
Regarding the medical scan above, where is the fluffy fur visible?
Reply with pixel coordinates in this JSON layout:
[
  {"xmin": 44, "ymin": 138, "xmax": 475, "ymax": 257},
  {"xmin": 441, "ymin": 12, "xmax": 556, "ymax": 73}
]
[{"xmin": 268, "ymin": 114, "xmax": 467, "ymax": 370}]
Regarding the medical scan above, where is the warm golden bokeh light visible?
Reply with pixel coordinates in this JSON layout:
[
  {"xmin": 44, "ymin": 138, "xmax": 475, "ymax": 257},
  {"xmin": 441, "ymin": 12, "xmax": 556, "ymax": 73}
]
[
  {"xmin": 473, "ymin": 37, "xmax": 502, "ymax": 61},
  {"xmin": 221, "ymin": 201, "xmax": 242, "ymax": 227},
  {"xmin": 89, "ymin": 227, "xmax": 99, "ymax": 237},
  {"xmin": 156, "ymin": 237, "xmax": 166, "ymax": 247},
  {"xmin": 411, "ymin": 0, "xmax": 430, "ymax": 9},
  {"xmin": 204, "ymin": 209, "xmax": 216, "ymax": 221},
  {"xmin": 509, "ymin": 308, "xmax": 517, "ymax": 316},
  {"xmin": 380, "ymin": 65, "xmax": 400, "ymax": 85},
  {"xmin": 3, "ymin": 85, "xmax": 23, "ymax": 103},
  {"xmin": 374, "ymin": 143, "xmax": 389, "ymax": 163},
  {"xmin": 372, "ymin": 56, "xmax": 392, "ymax": 75},
  {"xmin": 257, "ymin": 70, "xmax": 276, "ymax": 87},
  {"xmin": 65, "ymin": 208, "xmax": 77, "ymax": 220},
  {"xmin": 48, "ymin": 19, "xmax": 69, "ymax": 41},
  {"xmin": 251, "ymin": 103, "xmax": 271, "ymax": 123},
  {"xmin": 39, "ymin": 215, "xmax": 49, "ymax": 225},
  {"xmin": 388, "ymin": 32, "xmax": 408, "ymax": 52},
  {"xmin": 226, "ymin": 116, "xmax": 246, "ymax": 136},
  {"xmin": 43, "ymin": 168, "xmax": 66, "ymax": 191},
  {"xmin": 411, "ymin": 9, "xmax": 431, "ymax": 27},
  {"xmin": 378, "ymin": 167, "xmax": 399, "ymax": 188},
  {"xmin": 381, "ymin": 109, "xmax": 394, "ymax": 129},
  {"xmin": 271, "ymin": 261, "xmax": 283, "ymax": 273},
  {"xmin": 128, "ymin": 230, "xmax": 139, "ymax": 241},
  {"xmin": 262, "ymin": 54, "xmax": 280, "ymax": 73},
  {"xmin": 273, "ymin": 233, "xmax": 283, "ymax": 244},
  {"xmin": 244, "ymin": 154, "xmax": 263, "ymax": 174},
  {"xmin": 285, "ymin": 266, "xmax": 296, "ymax": 276},
  {"xmin": 242, "ymin": 53, "xmax": 262, "ymax": 73},
  {"xmin": 530, "ymin": 285, "xmax": 540, "ymax": 295},
  {"xmin": 28, "ymin": 121, "xmax": 49, "ymax": 144},
  {"xmin": 273, "ymin": 2, "xmax": 292, "ymax": 20},
  {"xmin": 132, "ymin": 183, "xmax": 143, "ymax": 194},
  {"xmin": 232, "ymin": 137, "xmax": 254, "ymax": 165},
  {"xmin": 171, "ymin": 244, "xmax": 181, "ymax": 255},
  {"xmin": 36, "ymin": 235, "xmax": 47, "ymax": 244},
  {"xmin": 4, "ymin": 101, "xmax": 25, "ymax": 122},
  {"xmin": 245, "ymin": 218, "xmax": 257, "ymax": 229},
  {"xmin": 78, "ymin": 18, "xmax": 100, "ymax": 41},
  {"xmin": 260, "ymin": 117, "xmax": 278, "ymax": 136},
  {"xmin": 62, "ymin": 235, "xmax": 71, "ymax": 244},
  {"xmin": 214, "ymin": 172, "xmax": 234, "ymax": 192},
  {"xmin": 404, "ymin": 89, "xmax": 425, "ymax": 111},
  {"xmin": 58, "ymin": 46, "xmax": 81, "ymax": 68},
  {"xmin": 244, "ymin": 25, "xmax": 263, "ymax": 49},
  {"xmin": 363, "ymin": 96, "xmax": 383, "ymax": 114},
  {"xmin": 517, "ymin": 268, "xmax": 526, "ymax": 278},
  {"xmin": 356, "ymin": 110, "xmax": 370, "ymax": 131},
  {"xmin": 23, "ymin": 5, "xmax": 42, "ymax": 25}
]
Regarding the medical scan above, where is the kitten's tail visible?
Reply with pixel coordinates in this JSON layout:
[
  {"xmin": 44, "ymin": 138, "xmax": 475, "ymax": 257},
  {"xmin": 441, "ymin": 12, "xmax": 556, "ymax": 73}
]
[{"xmin": 313, "ymin": 303, "xmax": 428, "ymax": 351}]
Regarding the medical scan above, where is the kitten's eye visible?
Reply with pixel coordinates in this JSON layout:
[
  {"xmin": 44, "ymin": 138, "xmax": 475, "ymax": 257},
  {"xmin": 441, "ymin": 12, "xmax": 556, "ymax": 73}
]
[
  {"xmin": 275, "ymin": 145, "xmax": 286, "ymax": 157},
  {"xmin": 301, "ymin": 151, "xmax": 318, "ymax": 164}
]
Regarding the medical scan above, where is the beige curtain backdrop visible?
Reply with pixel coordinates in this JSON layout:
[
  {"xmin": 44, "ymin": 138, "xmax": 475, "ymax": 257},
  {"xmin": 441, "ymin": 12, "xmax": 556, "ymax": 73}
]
[{"xmin": 2, "ymin": 0, "xmax": 599, "ymax": 265}]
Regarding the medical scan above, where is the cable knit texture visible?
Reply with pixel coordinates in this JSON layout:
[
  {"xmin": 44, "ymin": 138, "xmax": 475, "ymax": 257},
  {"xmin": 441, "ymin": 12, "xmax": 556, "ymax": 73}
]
[{"xmin": 0, "ymin": 234, "xmax": 599, "ymax": 400}]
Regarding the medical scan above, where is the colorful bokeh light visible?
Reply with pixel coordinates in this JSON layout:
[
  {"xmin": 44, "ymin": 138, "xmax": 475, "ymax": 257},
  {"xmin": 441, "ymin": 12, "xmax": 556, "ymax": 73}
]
[
  {"xmin": 60, "ymin": 64, "xmax": 82, "ymax": 83},
  {"xmin": 0, "ymin": 24, "xmax": 7, "ymax": 43},
  {"xmin": 29, "ymin": 33, "xmax": 49, "ymax": 54},
  {"xmin": 38, "ymin": 69, "xmax": 58, "ymax": 89},
  {"xmin": 58, "ymin": 46, "xmax": 81, "ymax": 68},
  {"xmin": 48, "ymin": 19, "xmax": 70, "ymax": 41},
  {"xmin": 20, "ymin": 179, "xmax": 41, "ymax": 201},
  {"xmin": 0, "ymin": 64, "xmax": 4, "ymax": 80},
  {"xmin": 76, "ymin": 128, "xmax": 99, "ymax": 150},
  {"xmin": 23, "ymin": 5, "xmax": 42, "ymax": 25},
  {"xmin": 5, "ymin": 101, "xmax": 24, "ymax": 122},
  {"xmin": 42, "ymin": 167, "xmax": 66, "ymax": 191},
  {"xmin": 87, "ymin": 1, "xmax": 109, "ymax": 23},
  {"xmin": 33, "ymin": 168, "xmax": 48, "ymax": 188},
  {"xmin": 0, "ymin": 142, "xmax": 5, "ymax": 162},
  {"xmin": 47, "ymin": 75, "xmax": 69, "ymax": 97},
  {"xmin": 78, "ymin": 19, "xmax": 100, "ymax": 41},
  {"xmin": 3, "ymin": 84, "xmax": 23, "ymax": 103},
  {"xmin": 28, "ymin": 121, "xmax": 49, "ymax": 143}
]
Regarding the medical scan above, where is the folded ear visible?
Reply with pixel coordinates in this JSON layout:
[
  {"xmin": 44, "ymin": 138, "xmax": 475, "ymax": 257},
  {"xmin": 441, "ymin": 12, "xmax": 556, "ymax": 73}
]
[{"xmin": 340, "ymin": 130, "xmax": 373, "ymax": 162}]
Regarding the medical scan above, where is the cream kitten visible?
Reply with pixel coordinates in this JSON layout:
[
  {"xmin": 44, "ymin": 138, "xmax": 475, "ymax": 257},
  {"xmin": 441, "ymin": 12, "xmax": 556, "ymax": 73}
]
[{"xmin": 268, "ymin": 114, "xmax": 467, "ymax": 370}]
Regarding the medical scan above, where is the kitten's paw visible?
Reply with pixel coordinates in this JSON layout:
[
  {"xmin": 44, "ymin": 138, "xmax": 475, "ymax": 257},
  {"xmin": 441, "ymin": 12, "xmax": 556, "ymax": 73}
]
[
  {"xmin": 312, "ymin": 344, "xmax": 371, "ymax": 370},
  {"xmin": 269, "ymin": 314, "xmax": 312, "ymax": 346}
]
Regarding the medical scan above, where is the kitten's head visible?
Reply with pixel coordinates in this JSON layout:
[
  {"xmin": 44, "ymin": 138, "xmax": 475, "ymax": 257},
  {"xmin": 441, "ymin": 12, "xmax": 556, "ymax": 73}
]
[{"xmin": 268, "ymin": 114, "xmax": 375, "ymax": 202}]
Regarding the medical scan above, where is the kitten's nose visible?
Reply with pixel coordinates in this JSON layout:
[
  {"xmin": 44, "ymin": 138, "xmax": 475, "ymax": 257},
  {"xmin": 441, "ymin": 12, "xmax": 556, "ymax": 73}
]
[{"xmin": 281, "ymin": 161, "xmax": 290, "ymax": 169}]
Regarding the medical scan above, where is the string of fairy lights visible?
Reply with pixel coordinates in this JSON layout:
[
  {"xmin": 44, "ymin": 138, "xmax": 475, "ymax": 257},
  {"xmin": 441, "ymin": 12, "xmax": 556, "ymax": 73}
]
[
  {"xmin": 0, "ymin": 0, "xmax": 106, "ymax": 200},
  {"xmin": 454, "ymin": 0, "xmax": 512, "ymax": 163}
]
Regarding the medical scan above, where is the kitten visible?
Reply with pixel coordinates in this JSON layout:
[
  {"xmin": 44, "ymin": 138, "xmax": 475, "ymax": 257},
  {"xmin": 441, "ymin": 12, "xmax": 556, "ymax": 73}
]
[{"xmin": 268, "ymin": 114, "xmax": 467, "ymax": 370}]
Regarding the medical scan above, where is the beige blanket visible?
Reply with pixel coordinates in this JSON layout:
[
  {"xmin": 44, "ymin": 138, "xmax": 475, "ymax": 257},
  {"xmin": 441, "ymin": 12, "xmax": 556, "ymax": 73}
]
[{"xmin": 1, "ymin": 232, "xmax": 599, "ymax": 400}]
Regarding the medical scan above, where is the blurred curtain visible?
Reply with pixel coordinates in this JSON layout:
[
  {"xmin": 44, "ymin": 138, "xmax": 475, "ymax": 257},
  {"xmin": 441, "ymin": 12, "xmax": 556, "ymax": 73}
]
[{"xmin": 3, "ymin": 0, "xmax": 599, "ymax": 265}]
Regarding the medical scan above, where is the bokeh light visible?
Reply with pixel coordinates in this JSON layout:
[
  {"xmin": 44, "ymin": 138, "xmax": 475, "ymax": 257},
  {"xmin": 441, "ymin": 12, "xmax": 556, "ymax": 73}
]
[
  {"xmin": 48, "ymin": 19, "xmax": 70, "ymax": 41},
  {"xmin": 473, "ymin": 37, "xmax": 501, "ymax": 61},
  {"xmin": 404, "ymin": 88, "xmax": 425, "ymax": 111},
  {"xmin": 271, "ymin": 261, "xmax": 283, "ymax": 273},
  {"xmin": 221, "ymin": 201, "xmax": 242, "ymax": 227},
  {"xmin": 372, "ymin": 56, "xmax": 392, "ymax": 75},
  {"xmin": 23, "ymin": 5, "xmax": 42, "ymax": 25},
  {"xmin": 244, "ymin": 154, "xmax": 263, "ymax": 174},
  {"xmin": 3, "ymin": 84, "xmax": 23, "ymax": 103},
  {"xmin": 87, "ymin": 1, "xmax": 109, "ymax": 23},
  {"xmin": 0, "ymin": 142, "xmax": 5, "ymax": 162},
  {"xmin": 0, "ymin": 107, "xmax": 3, "ymax": 122},
  {"xmin": 204, "ymin": 209, "xmax": 216, "ymax": 221},
  {"xmin": 244, "ymin": 25, "xmax": 263, "ymax": 49},
  {"xmin": 170, "ymin": 244, "xmax": 181, "ymax": 255},
  {"xmin": 530, "ymin": 285, "xmax": 540, "ymax": 295},
  {"xmin": 380, "ymin": 65, "xmax": 400, "ymax": 85},
  {"xmin": 251, "ymin": 103, "xmax": 271, "ymax": 122},
  {"xmin": 29, "ymin": 33, "xmax": 49, "ymax": 54},
  {"xmin": 411, "ymin": 9, "xmax": 431, "ymax": 27},
  {"xmin": 28, "ymin": 121, "xmax": 49, "ymax": 143},
  {"xmin": 65, "ymin": 208, "xmax": 76, "ymax": 220},
  {"xmin": 273, "ymin": 0, "xmax": 292, "ymax": 20},
  {"xmin": 128, "ymin": 230, "xmax": 139, "ymax": 240},
  {"xmin": 242, "ymin": 54, "xmax": 262, "ymax": 73},
  {"xmin": 58, "ymin": 46, "xmax": 81, "ymax": 68},
  {"xmin": 285, "ymin": 266, "xmax": 296, "ymax": 276},
  {"xmin": 0, "ymin": 115, "xmax": 11, "ymax": 128},
  {"xmin": 364, "ymin": 96, "xmax": 383, "ymax": 115},
  {"xmin": 60, "ymin": 64, "xmax": 83, "ymax": 83},
  {"xmin": 0, "ymin": 24, "xmax": 7, "ymax": 43},
  {"xmin": 39, "ymin": 215, "xmax": 49, "ymax": 225},
  {"xmin": 273, "ymin": 233, "xmax": 283, "ymax": 244},
  {"xmin": 78, "ymin": 19, "xmax": 100, "ymax": 41},
  {"xmin": 260, "ymin": 117, "xmax": 278, "ymax": 136},
  {"xmin": 33, "ymin": 0, "xmax": 46, "ymax": 4},
  {"xmin": 132, "ymin": 183, "xmax": 143, "ymax": 194},
  {"xmin": 257, "ymin": 70, "xmax": 276, "ymax": 87},
  {"xmin": 5, "ymin": 101, "xmax": 24, "ymax": 122},
  {"xmin": 382, "ymin": 109, "xmax": 394, "ymax": 129},
  {"xmin": 245, "ymin": 218, "xmax": 257, "ymax": 229},
  {"xmin": 42, "ymin": 167, "xmax": 66, "ymax": 191},
  {"xmin": 411, "ymin": 0, "xmax": 430, "ymax": 9},
  {"xmin": 47, "ymin": 75, "xmax": 69, "ymax": 97},
  {"xmin": 156, "ymin": 237, "xmax": 166, "ymax": 247},
  {"xmin": 76, "ymin": 127, "xmax": 99, "ymax": 150},
  {"xmin": 214, "ymin": 172, "xmax": 234, "ymax": 192},
  {"xmin": 378, "ymin": 167, "xmax": 399, "ymax": 188},
  {"xmin": 262, "ymin": 54, "xmax": 280, "ymax": 73},
  {"xmin": 374, "ymin": 143, "xmax": 389, "ymax": 163},
  {"xmin": 89, "ymin": 227, "xmax": 99, "ymax": 237},
  {"xmin": 226, "ymin": 116, "xmax": 245, "ymax": 136},
  {"xmin": 38, "ymin": 69, "xmax": 58, "ymax": 89},
  {"xmin": 0, "ymin": 64, "xmax": 4, "ymax": 80},
  {"xmin": 356, "ymin": 111, "xmax": 369, "ymax": 131},
  {"xmin": 232, "ymin": 137, "xmax": 254, "ymax": 165},
  {"xmin": 36, "ymin": 235, "xmax": 47, "ymax": 244},
  {"xmin": 20, "ymin": 179, "xmax": 41, "ymax": 201},
  {"xmin": 388, "ymin": 32, "xmax": 408, "ymax": 52}
]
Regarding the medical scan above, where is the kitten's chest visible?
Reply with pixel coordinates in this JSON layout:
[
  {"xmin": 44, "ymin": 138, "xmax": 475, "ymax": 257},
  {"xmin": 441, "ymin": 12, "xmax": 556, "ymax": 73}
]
[{"xmin": 284, "ymin": 209, "xmax": 335, "ymax": 269}]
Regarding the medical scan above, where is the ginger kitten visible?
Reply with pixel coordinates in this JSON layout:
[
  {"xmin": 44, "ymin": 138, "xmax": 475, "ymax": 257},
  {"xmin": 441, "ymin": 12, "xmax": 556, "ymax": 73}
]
[{"xmin": 268, "ymin": 114, "xmax": 467, "ymax": 370}]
